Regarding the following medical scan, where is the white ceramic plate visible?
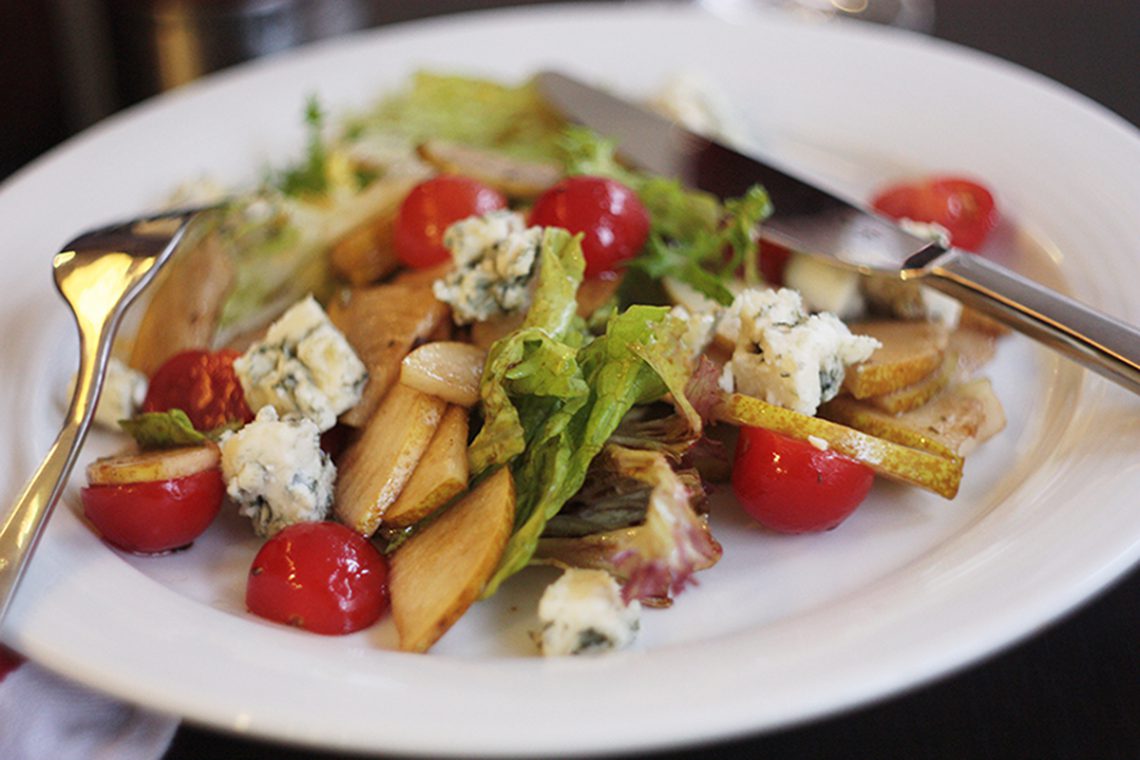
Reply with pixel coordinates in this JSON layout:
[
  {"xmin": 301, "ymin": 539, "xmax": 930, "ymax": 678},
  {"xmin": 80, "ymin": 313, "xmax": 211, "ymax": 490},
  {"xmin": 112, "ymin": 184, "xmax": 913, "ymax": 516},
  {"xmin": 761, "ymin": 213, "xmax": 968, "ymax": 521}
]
[{"xmin": 1, "ymin": 4, "xmax": 1138, "ymax": 756}]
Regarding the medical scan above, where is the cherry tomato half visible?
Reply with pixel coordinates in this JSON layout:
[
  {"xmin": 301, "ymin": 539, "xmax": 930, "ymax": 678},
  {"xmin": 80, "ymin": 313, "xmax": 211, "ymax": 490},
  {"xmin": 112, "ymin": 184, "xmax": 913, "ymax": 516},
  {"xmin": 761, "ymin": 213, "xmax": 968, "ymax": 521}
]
[
  {"xmin": 871, "ymin": 175, "xmax": 999, "ymax": 252},
  {"xmin": 394, "ymin": 175, "xmax": 508, "ymax": 269},
  {"xmin": 732, "ymin": 427, "xmax": 874, "ymax": 534},
  {"xmin": 529, "ymin": 176, "xmax": 650, "ymax": 278},
  {"xmin": 81, "ymin": 468, "xmax": 225, "ymax": 553},
  {"xmin": 142, "ymin": 349, "xmax": 253, "ymax": 431},
  {"xmin": 0, "ymin": 645, "xmax": 25, "ymax": 683},
  {"xmin": 246, "ymin": 522, "xmax": 389, "ymax": 635}
]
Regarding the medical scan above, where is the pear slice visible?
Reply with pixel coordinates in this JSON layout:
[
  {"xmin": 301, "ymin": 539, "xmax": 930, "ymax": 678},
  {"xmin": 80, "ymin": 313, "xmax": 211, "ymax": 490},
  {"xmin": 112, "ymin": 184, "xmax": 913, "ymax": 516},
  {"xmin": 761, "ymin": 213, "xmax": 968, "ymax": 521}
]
[
  {"xmin": 718, "ymin": 392, "xmax": 962, "ymax": 499},
  {"xmin": 844, "ymin": 321, "xmax": 950, "ymax": 399},
  {"xmin": 334, "ymin": 382, "xmax": 446, "ymax": 535},
  {"xmin": 383, "ymin": 405, "xmax": 470, "ymax": 528},
  {"xmin": 87, "ymin": 444, "xmax": 220, "ymax": 486},
  {"xmin": 949, "ymin": 325, "xmax": 999, "ymax": 375},
  {"xmin": 328, "ymin": 281, "xmax": 449, "ymax": 427},
  {"xmin": 328, "ymin": 211, "xmax": 401, "ymax": 287},
  {"xmin": 417, "ymin": 139, "xmax": 560, "ymax": 198},
  {"xmin": 862, "ymin": 351, "xmax": 958, "ymax": 414},
  {"xmin": 390, "ymin": 466, "xmax": 516, "ymax": 653},
  {"xmin": 820, "ymin": 378, "xmax": 1005, "ymax": 458}
]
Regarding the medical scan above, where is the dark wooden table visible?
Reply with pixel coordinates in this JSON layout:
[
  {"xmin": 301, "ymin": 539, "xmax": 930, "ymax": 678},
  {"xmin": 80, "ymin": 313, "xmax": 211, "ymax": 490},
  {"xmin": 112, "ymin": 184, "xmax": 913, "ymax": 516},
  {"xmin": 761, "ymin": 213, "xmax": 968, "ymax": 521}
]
[{"xmin": 3, "ymin": 2, "xmax": 1136, "ymax": 758}]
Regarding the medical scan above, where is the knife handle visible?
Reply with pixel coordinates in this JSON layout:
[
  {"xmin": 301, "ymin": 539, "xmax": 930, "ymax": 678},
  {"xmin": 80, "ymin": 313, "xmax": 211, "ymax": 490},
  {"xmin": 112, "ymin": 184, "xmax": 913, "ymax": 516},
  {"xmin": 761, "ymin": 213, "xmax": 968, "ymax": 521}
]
[{"xmin": 921, "ymin": 249, "xmax": 1140, "ymax": 395}]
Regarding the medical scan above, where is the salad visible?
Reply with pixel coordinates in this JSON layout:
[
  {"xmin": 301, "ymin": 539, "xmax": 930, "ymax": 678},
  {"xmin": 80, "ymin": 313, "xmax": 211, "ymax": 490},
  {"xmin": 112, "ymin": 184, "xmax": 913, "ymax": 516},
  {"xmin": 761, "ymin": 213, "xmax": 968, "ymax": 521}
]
[{"xmin": 78, "ymin": 73, "xmax": 1007, "ymax": 656}]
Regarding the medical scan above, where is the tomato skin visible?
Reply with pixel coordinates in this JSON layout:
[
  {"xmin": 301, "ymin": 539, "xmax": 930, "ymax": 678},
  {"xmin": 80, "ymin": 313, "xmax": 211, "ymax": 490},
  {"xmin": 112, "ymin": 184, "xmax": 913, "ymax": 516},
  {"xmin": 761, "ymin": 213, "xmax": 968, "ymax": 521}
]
[
  {"xmin": 246, "ymin": 522, "xmax": 389, "ymax": 635},
  {"xmin": 394, "ymin": 175, "xmax": 508, "ymax": 268},
  {"xmin": 81, "ymin": 468, "xmax": 224, "ymax": 553},
  {"xmin": 758, "ymin": 240, "xmax": 792, "ymax": 285},
  {"xmin": 871, "ymin": 175, "xmax": 999, "ymax": 252},
  {"xmin": 732, "ymin": 427, "xmax": 874, "ymax": 534},
  {"xmin": 528, "ymin": 176, "xmax": 650, "ymax": 278},
  {"xmin": 142, "ymin": 349, "xmax": 253, "ymax": 431}
]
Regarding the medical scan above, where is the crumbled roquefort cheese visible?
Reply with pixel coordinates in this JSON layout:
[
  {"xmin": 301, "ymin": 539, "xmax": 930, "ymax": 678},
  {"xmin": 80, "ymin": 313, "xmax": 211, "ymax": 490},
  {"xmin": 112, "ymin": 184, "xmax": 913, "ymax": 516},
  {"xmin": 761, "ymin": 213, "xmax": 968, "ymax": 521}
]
[
  {"xmin": 219, "ymin": 405, "xmax": 335, "ymax": 538},
  {"xmin": 720, "ymin": 288, "xmax": 880, "ymax": 415},
  {"xmin": 233, "ymin": 296, "xmax": 367, "ymax": 432},
  {"xmin": 432, "ymin": 210, "xmax": 543, "ymax": 325},
  {"xmin": 669, "ymin": 305, "xmax": 718, "ymax": 362},
  {"xmin": 68, "ymin": 357, "xmax": 147, "ymax": 431},
  {"xmin": 537, "ymin": 569, "xmax": 641, "ymax": 656}
]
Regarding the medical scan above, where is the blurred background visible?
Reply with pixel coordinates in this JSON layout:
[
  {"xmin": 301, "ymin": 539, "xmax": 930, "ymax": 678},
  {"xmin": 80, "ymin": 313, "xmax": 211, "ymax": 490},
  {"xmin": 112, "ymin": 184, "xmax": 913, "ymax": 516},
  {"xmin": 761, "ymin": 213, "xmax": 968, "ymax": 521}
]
[{"xmin": 2, "ymin": 0, "xmax": 1137, "ymax": 180}]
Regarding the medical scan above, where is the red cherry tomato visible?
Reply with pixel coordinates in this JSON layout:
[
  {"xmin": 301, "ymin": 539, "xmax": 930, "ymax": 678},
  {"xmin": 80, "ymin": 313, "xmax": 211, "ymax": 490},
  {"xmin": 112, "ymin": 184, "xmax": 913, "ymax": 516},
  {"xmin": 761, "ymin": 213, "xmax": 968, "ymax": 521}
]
[
  {"xmin": 528, "ymin": 176, "xmax": 650, "ymax": 278},
  {"xmin": 758, "ymin": 240, "xmax": 793, "ymax": 285},
  {"xmin": 246, "ymin": 522, "xmax": 389, "ymax": 635},
  {"xmin": 143, "ymin": 349, "xmax": 253, "ymax": 431},
  {"xmin": 732, "ymin": 427, "xmax": 874, "ymax": 533},
  {"xmin": 81, "ymin": 468, "xmax": 225, "ymax": 553},
  {"xmin": 394, "ymin": 175, "xmax": 508, "ymax": 269},
  {"xmin": 871, "ymin": 175, "xmax": 999, "ymax": 252},
  {"xmin": 0, "ymin": 645, "xmax": 23, "ymax": 682}
]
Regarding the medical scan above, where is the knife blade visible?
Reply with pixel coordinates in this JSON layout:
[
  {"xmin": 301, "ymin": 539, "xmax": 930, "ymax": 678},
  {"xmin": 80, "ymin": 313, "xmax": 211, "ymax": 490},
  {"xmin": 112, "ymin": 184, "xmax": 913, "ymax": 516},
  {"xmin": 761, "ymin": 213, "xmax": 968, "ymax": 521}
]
[{"xmin": 536, "ymin": 70, "xmax": 1140, "ymax": 395}]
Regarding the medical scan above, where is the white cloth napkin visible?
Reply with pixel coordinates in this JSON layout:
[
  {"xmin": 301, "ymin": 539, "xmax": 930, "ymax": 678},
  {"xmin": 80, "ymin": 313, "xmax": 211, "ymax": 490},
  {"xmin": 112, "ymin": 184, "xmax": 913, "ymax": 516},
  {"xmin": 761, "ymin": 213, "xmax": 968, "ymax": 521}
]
[{"xmin": 0, "ymin": 652, "xmax": 178, "ymax": 760}]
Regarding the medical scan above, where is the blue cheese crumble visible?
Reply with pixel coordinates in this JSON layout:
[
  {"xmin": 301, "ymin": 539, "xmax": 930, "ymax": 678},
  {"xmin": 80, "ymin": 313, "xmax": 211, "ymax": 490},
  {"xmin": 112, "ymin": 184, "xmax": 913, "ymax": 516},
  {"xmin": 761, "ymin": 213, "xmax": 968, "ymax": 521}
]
[
  {"xmin": 432, "ymin": 210, "xmax": 542, "ymax": 325},
  {"xmin": 69, "ymin": 357, "xmax": 147, "ymax": 430},
  {"xmin": 537, "ymin": 569, "xmax": 641, "ymax": 656},
  {"xmin": 220, "ymin": 406, "xmax": 336, "ymax": 537},
  {"xmin": 234, "ymin": 296, "xmax": 367, "ymax": 432},
  {"xmin": 721, "ymin": 288, "xmax": 880, "ymax": 415}
]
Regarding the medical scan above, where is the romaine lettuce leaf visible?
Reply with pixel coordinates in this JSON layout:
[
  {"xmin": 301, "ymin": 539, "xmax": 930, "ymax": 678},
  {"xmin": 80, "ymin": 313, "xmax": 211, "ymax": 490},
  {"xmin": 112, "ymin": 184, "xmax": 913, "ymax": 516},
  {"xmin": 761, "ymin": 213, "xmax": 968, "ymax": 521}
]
[
  {"xmin": 467, "ymin": 227, "xmax": 589, "ymax": 475},
  {"xmin": 478, "ymin": 298, "xmax": 691, "ymax": 597}
]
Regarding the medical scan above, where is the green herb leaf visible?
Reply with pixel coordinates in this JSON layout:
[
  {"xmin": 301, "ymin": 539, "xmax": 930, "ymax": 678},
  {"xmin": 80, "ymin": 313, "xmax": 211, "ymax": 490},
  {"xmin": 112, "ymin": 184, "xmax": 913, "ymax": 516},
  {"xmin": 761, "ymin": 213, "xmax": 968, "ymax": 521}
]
[
  {"xmin": 276, "ymin": 95, "xmax": 329, "ymax": 197},
  {"xmin": 119, "ymin": 410, "xmax": 208, "ymax": 449}
]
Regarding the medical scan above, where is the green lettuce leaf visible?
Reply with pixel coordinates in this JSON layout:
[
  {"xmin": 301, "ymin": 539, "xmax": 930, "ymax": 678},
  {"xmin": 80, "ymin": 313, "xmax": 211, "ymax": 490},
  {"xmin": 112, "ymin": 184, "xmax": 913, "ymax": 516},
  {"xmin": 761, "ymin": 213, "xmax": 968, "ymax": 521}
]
[
  {"xmin": 275, "ymin": 96, "xmax": 329, "ymax": 198},
  {"xmin": 636, "ymin": 183, "xmax": 774, "ymax": 306},
  {"xmin": 559, "ymin": 126, "xmax": 772, "ymax": 304},
  {"xmin": 119, "ymin": 410, "xmax": 207, "ymax": 449},
  {"xmin": 559, "ymin": 126, "xmax": 721, "ymax": 241},
  {"xmin": 479, "ymin": 303, "xmax": 687, "ymax": 597},
  {"xmin": 468, "ymin": 227, "xmax": 589, "ymax": 475},
  {"xmin": 352, "ymin": 72, "xmax": 567, "ymax": 163}
]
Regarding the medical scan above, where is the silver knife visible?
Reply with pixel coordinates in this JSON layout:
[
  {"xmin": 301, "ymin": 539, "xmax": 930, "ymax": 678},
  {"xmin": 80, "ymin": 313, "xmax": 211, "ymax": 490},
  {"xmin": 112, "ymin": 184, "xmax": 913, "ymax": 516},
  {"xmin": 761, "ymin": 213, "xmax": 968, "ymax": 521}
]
[{"xmin": 537, "ymin": 71, "xmax": 1140, "ymax": 395}]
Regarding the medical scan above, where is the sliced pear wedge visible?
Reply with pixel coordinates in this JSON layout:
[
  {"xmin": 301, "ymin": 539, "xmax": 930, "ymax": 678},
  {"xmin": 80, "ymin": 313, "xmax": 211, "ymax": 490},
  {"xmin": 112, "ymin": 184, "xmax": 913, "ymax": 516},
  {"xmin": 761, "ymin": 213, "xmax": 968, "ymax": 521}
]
[
  {"xmin": 383, "ymin": 405, "xmax": 470, "ymax": 528},
  {"xmin": 87, "ymin": 444, "xmax": 220, "ymax": 486},
  {"xmin": 820, "ymin": 378, "xmax": 1005, "ymax": 459},
  {"xmin": 390, "ymin": 466, "xmax": 516, "ymax": 653},
  {"xmin": 718, "ymin": 392, "xmax": 963, "ymax": 499},
  {"xmin": 844, "ymin": 320, "xmax": 950, "ymax": 399},
  {"xmin": 328, "ymin": 281, "xmax": 449, "ymax": 427},
  {"xmin": 862, "ymin": 350, "xmax": 959, "ymax": 414},
  {"xmin": 334, "ymin": 382, "xmax": 446, "ymax": 535}
]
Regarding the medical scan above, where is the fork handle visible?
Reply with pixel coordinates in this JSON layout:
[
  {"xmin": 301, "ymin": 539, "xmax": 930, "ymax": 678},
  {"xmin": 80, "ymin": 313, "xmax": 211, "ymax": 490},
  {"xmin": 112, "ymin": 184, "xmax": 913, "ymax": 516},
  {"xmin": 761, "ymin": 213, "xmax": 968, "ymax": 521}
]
[
  {"xmin": 0, "ymin": 321, "xmax": 111, "ymax": 624},
  {"xmin": 920, "ymin": 248, "xmax": 1140, "ymax": 394}
]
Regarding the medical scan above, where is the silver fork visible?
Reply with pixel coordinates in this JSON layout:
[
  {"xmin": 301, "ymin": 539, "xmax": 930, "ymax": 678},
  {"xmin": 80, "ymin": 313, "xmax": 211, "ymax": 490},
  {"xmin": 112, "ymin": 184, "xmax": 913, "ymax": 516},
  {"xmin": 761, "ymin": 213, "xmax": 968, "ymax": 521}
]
[{"xmin": 0, "ymin": 207, "xmax": 211, "ymax": 624}]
